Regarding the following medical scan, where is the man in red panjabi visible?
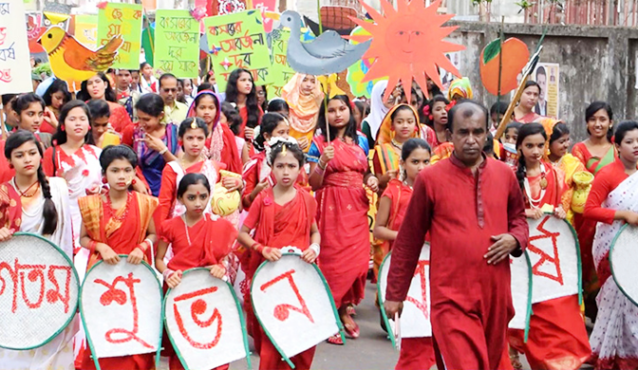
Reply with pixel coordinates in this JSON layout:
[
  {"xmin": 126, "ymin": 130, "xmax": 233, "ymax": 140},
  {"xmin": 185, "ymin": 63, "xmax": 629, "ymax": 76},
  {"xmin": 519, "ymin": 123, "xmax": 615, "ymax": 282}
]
[{"xmin": 384, "ymin": 101, "xmax": 529, "ymax": 370}]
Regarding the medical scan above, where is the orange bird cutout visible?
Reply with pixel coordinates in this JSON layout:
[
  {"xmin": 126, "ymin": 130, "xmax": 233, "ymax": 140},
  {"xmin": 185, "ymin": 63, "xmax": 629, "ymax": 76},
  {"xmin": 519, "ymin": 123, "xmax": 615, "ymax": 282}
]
[
  {"xmin": 38, "ymin": 26, "xmax": 124, "ymax": 92},
  {"xmin": 349, "ymin": 0, "xmax": 465, "ymax": 103}
]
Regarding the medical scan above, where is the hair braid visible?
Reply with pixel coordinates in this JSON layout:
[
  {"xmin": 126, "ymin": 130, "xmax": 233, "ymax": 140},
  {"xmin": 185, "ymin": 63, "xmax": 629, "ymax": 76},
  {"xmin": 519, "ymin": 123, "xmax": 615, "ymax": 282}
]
[{"xmin": 37, "ymin": 166, "xmax": 58, "ymax": 235}]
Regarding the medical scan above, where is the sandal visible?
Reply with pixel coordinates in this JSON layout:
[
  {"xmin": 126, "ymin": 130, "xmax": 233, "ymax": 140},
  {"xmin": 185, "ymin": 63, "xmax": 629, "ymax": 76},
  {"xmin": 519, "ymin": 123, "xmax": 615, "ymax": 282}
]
[
  {"xmin": 327, "ymin": 334, "xmax": 343, "ymax": 345},
  {"xmin": 509, "ymin": 350, "xmax": 523, "ymax": 370},
  {"xmin": 343, "ymin": 321, "xmax": 360, "ymax": 339},
  {"xmin": 347, "ymin": 304, "xmax": 357, "ymax": 317}
]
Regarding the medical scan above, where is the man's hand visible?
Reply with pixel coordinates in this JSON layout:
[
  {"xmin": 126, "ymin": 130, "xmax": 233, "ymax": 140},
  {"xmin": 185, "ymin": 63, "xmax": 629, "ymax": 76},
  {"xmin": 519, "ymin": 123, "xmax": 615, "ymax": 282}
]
[
  {"xmin": 384, "ymin": 301, "xmax": 404, "ymax": 319},
  {"xmin": 485, "ymin": 234, "xmax": 518, "ymax": 264}
]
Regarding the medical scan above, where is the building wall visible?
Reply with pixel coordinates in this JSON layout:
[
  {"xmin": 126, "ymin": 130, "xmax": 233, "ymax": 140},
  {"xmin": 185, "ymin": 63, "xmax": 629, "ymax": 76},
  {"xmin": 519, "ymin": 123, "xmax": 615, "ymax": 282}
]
[{"xmin": 448, "ymin": 21, "xmax": 638, "ymax": 142}]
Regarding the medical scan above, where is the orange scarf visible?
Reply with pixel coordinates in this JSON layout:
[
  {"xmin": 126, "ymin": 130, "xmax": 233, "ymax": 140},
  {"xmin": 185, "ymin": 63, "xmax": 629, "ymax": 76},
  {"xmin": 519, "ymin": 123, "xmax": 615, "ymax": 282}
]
[{"xmin": 281, "ymin": 73, "xmax": 324, "ymax": 134}]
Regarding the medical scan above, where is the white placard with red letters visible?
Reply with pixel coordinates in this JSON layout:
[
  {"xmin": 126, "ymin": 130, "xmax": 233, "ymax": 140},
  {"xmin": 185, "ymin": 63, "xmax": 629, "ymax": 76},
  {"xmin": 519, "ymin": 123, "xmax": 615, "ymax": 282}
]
[
  {"xmin": 251, "ymin": 252, "xmax": 341, "ymax": 364},
  {"xmin": 509, "ymin": 252, "xmax": 532, "ymax": 330},
  {"xmin": 164, "ymin": 268, "xmax": 250, "ymax": 370},
  {"xmin": 80, "ymin": 258, "xmax": 162, "ymax": 362}
]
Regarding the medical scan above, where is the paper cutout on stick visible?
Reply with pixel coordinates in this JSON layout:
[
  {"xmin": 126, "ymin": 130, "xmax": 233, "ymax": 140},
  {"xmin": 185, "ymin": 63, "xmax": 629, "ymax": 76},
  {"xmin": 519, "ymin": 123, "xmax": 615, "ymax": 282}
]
[
  {"xmin": 279, "ymin": 10, "xmax": 371, "ymax": 76},
  {"xmin": 480, "ymin": 38, "xmax": 529, "ymax": 96},
  {"xmin": 38, "ymin": 26, "xmax": 123, "ymax": 92},
  {"xmin": 97, "ymin": 2, "xmax": 143, "ymax": 70},
  {"xmin": 0, "ymin": 0, "xmax": 33, "ymax": 94},
  {"xmin": 350, "ymin": 0, "xmax": 464, "ymax": 103}
]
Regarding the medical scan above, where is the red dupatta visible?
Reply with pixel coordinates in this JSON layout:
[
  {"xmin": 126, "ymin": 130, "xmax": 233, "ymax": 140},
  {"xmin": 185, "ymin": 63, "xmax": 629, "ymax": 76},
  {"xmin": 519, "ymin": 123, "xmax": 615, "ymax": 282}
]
[
  {"xmin": 525, "ymin": 161, "xmax": 565, "ymax": 210},
  {"xmin": 313, "ymin": 136, "xmax": 368, "ymax": 187},
  {"xmin": 0, "ymin": 182, "xmax": 22, "ymax": 232},
  {"xmin": 79, "ymin": 192, "xmax": 158, "ymax": 268}
]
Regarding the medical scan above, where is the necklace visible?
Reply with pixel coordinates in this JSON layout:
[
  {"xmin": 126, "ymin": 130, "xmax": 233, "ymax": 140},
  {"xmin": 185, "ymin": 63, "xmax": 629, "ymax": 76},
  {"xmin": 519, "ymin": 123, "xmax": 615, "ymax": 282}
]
[
  {"xmin": 523, "ymin": 163, "xmax": 547, "ymax": 208},
  {"xmin": 391, "ymin": 139, "xmax": 403, "ymax": 149},
  {"xmin": 181, "ymin": 214, "xmax": 203, "ymax": 246},
  {"xmin": 105, "ymin": 191, "xmax": 132, "ymax": 222},
  {"xmin": 14, "ymin": 179, "xmax": 40, "ymax": 198}
]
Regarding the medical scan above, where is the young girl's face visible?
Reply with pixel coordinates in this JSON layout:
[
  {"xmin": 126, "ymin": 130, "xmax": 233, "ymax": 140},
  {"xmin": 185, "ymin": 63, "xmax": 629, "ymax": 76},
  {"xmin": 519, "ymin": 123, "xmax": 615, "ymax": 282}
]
[
  {"xmin": 51, "ymin": 91, "xmax": 66, "ymax": 109},
  {"xmin": 183, "ymin": 80, "xmax": 193, "ymax": 96},
  {"xmin": 182, "ymin": 127, "xmax": 206, "ymax": 158},
  {"xmin": 92, "ymin": 116, "xmax": 110, "ymax": 137},
  {"xmin": 327, "ymin": 99, "xmax": 350, "ymax": 129},
  {"xmin": 87, "ymin": 75, "xmax": 107, "ymax": 100},
  {"xmin": 195, "ymin": 95, "xmax": 217, "ymax": 127},
  {"xmin": 616, "ymin": 129, "xmax": 638, "ymax": 164},
  {"xmin": 64, "ymin": 107, "xmax": 90, "ymax": 142},
  {"xmin": 9, "ymin": 140, "xmax": 41, "ymax": 177},
  {"xmin": 549, "ymin": 133, "xmax": 570, "ymax": 159},
  {"xmin": 272, "ymin": 151, "xmax": 300, "ymax": 188},
  {"xmin": 179, "ymin": 183, "xmax": 210, "ymax": 215},
  {"xmin": 264, "ymin": 121, "xmax": 289, "ymax": 142},
  {"xmin": 105, "ymin": 158, "xmax": 135, "ymax": 192},
  {"xmin": 432, "ymin": 101, "xmax": 448, "ymax": 126},
  {"xmin": 504, "ymin": 128, "xmax": 518, "ymax": 145},
  {"xmin": 300, "ymin": 75, "xmax": 316, "ymax": 95},
  {"xmin": 519, "ymin": 133, "xmax": 546, "ymax": 166},
  {"xmin": 237, "ymin": 72, "xmax": 253, "ymax": 95},
  {"xmin": 392, "ymin": 109, "xmax": 417, "ymax": 142},
  {"xmin": 520, "ymin": 86, "xmax": 540, "ymax": 110},
  {"xmin": 401, "ymin": 147, "xmax": 431, "ymax": 182},
  {"xmin": 17, "ymin": 102, "xmax": 44, "ymax": 132},
  {"xmin": 142, "ymin": 64, "xmax": 153, "ymax": 79},
  {"xmin": 587, "ymin": 109, "xmax": 612, "ymax": 140},
  {"xmin": 137, "ymin": 110, "xmax": 163, "ymax": 132}
]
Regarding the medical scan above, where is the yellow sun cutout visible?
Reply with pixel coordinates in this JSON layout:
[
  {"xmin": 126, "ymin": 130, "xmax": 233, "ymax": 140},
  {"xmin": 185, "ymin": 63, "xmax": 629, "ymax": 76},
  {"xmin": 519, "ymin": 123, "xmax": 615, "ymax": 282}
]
[{"xmin": 350, "ymin": 0, "xmax": 465, "ymax": 102}]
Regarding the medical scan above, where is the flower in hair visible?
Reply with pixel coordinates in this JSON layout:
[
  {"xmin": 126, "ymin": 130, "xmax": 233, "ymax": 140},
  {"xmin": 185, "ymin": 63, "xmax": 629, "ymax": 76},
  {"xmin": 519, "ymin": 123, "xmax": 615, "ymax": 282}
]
[
  {"xmin": 423, "ymin": 105, "xmax": 431, "ymax": 116},
  {"xmin": 445, "ymin": 100, "xmax": 457, "ymax": 111},
  {"xmin": 265, "ymin": 136, "xmax": 299, "ymax": 166}
]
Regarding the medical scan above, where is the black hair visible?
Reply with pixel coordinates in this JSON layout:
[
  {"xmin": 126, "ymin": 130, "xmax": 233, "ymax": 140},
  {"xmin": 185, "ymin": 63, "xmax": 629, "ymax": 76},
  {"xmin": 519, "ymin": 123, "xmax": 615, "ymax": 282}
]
[
  {"xmin": 536, "ymin": 66, "xmax": 547, "ymax": 78},
  {"xmin": 13, "ymin": 93, "xmax": 46, "ymax": 117},
  {"xmin": 158, "ymin": 73, "xmax": 178, "ymax": 89},
  {"xmin": 483, "ymin": 131, "xmax": 495, "ymax": 156},
  {"xmin": 257, "ymin": 85, "xmax": 268, "ymax": 111},
  {"xmin": 269, "ymin": 140, "xmax": 305, "ymax": 168},
  {"xmin": 2, "ymin": 93, "xmax": 17, "ymax": 107},
  {"xmin": 267, "ymin": 99, "xmax": 289, "ymax": 115},
  {"xmin": 585, "ymin": 101, "xmax": 614, "ymax": 142},
  {"xmin": 87, "ymin": 99, "xmax": 111, "ymax": 119},
  {"xmin": 176, "ymin": 79, "xmax": 186, "ymax": 104},
  {"xmin": 198, "ymin": 82, "xmax": 214, "ymax": 92},
  {"xmin": 515, "ymin": 122, "xmax": 547, "ymax": 193},
  {"xmin": 401, "ymin": 138, "xmax": 431, "ymax": 160},
  {"xmin": 221, "ymin": 101, "xmax": 243, "ymax": 136},
  {"xmin": 317, "ymin": 95, "xmax": 358, "ymax": 143},
  {"xmin": 447, "ymin": 99, "xmax": 489, "ymax": 132},
  {"xmin": 549, "ymin": 122, "xmax": 570, "ymax": 144},
  {"xmin": 490, "ymin": 101, "xmax": 509, "ymax": 116},
  {"xmin": 43, "ymin": 79, "xmax": 71, "ymax": 107},
  {"xmin": 390, "ymin": 104, "xmax": 417, "ymax": 124},
  {"xmin": 99, "ymin": 145, "xmax": 138, "ymax": 172},
  {"xmin": 4, "ymin": 130, "xmax": 58, "ymax": 235},
  {"xmin": 192, "ymin": 92, "xmax": 219, "ymax": 113},
  {"xmin": 177, "ymin": 173, "xmax": 211, "ymax": 198},
  {"xmin": 424, "ymin": 95, "xmax": 450, "ymax": 127},
  {"xmin": 135, "ymin": 93, "xmax": 165, "ymax": 117},
  {"xmin": 78, "ymin": 73, "xmax": 117, "ymax": 102},
  {"xmin": 524, "ymin": 80, "xmax": 542, "ymax": 96},
  {"xmin": 254, "ymin": 113, "xmax": 287, "ymax": 152},
  {"xmin": 140, "ymin": 62, "xmax": 151, "ymax": 71},
  {"xmin": 614, "ymin": 121, "xmax": 638, "ymax": 145},
  {"xmin": 226, "ymin": 68, "xmax": 260, "ymax": 129},
  {"xmin": 53, "ymin": 100, "xmax": 95, "ymax": 146},
  {"xmin": 504, "ymin": 121, "xmax": 523, "ymax": 136},
  {"xmin": 354, "ymin": 100, "xmax": 369, "ymax": 119},
  {"xmin": 178, "ymin": 117, "xmax": 209, "ymax": 138}
]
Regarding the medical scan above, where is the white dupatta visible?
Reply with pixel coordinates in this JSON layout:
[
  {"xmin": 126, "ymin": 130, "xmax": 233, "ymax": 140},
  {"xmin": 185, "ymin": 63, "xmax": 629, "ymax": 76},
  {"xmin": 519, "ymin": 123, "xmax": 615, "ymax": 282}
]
[{"xmin": 590, "ymin": 170, "xmax": 638, "ymax": 366}]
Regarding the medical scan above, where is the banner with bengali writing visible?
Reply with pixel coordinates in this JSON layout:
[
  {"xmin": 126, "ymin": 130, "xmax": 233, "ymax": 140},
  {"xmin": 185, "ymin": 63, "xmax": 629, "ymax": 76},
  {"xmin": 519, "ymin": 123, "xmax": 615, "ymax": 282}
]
[
  {"xmin": 0, "ymin": 0, "xmax": 33, "ymax": 94},
  {"xmin": 267, "ymin": 28, "xmax": 295, "ymax": 97},
  {"xmin": 97, "ymin": 3, "xmax": 143, "ymax": 70},
  {"xmin": 204, "ymin": 10, "xmax": 273, "ymax": 92},
  {"xmin": 75, "ymin": 14, "xmax": 98, "ymax": 49},
  {"xmin": 154, "ymin": 10, "xmax": 201, "ymax": 78}
]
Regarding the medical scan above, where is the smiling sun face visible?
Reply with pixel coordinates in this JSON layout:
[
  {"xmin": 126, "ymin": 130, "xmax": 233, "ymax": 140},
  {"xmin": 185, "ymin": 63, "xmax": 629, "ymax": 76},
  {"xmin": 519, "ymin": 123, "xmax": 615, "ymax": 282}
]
[{"xmin": 350, "ymin": 0, "xmax": 464, "ymax": 102}]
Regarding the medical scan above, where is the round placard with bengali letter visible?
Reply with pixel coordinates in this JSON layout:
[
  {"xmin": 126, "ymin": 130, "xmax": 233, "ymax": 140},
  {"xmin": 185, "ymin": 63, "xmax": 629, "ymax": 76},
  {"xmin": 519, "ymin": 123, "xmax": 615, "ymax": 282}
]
[
  {"xmin": 0, "ymin": 232, "xmax": 79, "ymax": 350},
  {"xmin": 251, "ymin": 251, "xmax": 343, "ymax": 368},
  {"xmin": 80, "ymin": 257, "xmax": 163, "ymax": 367},
  {"xmin": 610, "ymin": 225, "xmax": 638, "ymax": 306},
  {"xmin": 164, "ymin": 268, "xmax": 251, "ymax": 370}
]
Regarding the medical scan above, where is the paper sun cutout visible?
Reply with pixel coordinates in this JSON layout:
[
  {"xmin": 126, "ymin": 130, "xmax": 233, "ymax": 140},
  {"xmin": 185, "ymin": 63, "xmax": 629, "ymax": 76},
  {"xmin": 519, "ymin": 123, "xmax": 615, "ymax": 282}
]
[{"xmin": 350, "ymin": 0, "xmax": 465, "ymax": 103}]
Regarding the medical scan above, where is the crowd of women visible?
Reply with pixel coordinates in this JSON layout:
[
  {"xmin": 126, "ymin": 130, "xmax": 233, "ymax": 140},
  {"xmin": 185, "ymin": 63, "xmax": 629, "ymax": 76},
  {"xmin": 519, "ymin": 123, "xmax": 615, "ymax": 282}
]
[{"xmin": 1, "ymin": 62, "xmax": 638, "ymax": 370}]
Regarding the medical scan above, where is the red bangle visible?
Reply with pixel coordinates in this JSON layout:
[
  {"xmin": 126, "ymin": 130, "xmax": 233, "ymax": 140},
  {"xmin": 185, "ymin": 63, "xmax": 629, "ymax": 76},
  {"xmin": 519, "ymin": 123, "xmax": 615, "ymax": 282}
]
[
  {"xmin": 136, "ymin": 241, "xmax": 149, "ymax": 252},
  {"xmin": 250, "ymin": 242, "xmax": 264, "ymax": 253},
  {"xmin": 89, "ymin": 240, "xmax": 97, "ymax": 255}
]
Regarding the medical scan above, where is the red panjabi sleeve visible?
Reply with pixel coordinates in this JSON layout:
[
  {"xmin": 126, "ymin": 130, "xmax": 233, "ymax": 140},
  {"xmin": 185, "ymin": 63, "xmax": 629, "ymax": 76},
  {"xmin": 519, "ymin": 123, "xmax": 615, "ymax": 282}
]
[
  {"xmin": 386, "ymin": 171, "xmax": 432, "ymax": 302},
  {"xmin": 584, "ymin": 168, "xmax": 620, "ymax": 225},
  {"xmin": 506, "ymin": 169, "xmax": 529, "ymax": 256}
]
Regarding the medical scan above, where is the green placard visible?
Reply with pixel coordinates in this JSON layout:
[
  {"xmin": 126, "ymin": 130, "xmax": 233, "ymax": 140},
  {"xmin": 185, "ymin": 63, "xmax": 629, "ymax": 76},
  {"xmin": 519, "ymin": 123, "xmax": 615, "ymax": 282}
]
[
  {"xmin": 97, "ymin": 3, "xmax": 143, "ymax": 70},
  {"xmin": 267, "ymin": 28, "xmax": 296, "ymax": 98},
  {"xmin": 203, "ymin": 10, "xmax": 273, "ymax": 92},
  {"xmin": 154, "ymin": 10, "xmax": 200, "ymax": 78}
]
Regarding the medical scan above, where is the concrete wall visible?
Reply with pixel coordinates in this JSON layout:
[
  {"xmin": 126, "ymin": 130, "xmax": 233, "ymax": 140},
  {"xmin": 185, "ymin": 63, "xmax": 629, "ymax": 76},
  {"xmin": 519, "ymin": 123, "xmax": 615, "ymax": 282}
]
[{"xmin": 447, "ymin": 22, "xmax": 638, "ymax": 142}]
